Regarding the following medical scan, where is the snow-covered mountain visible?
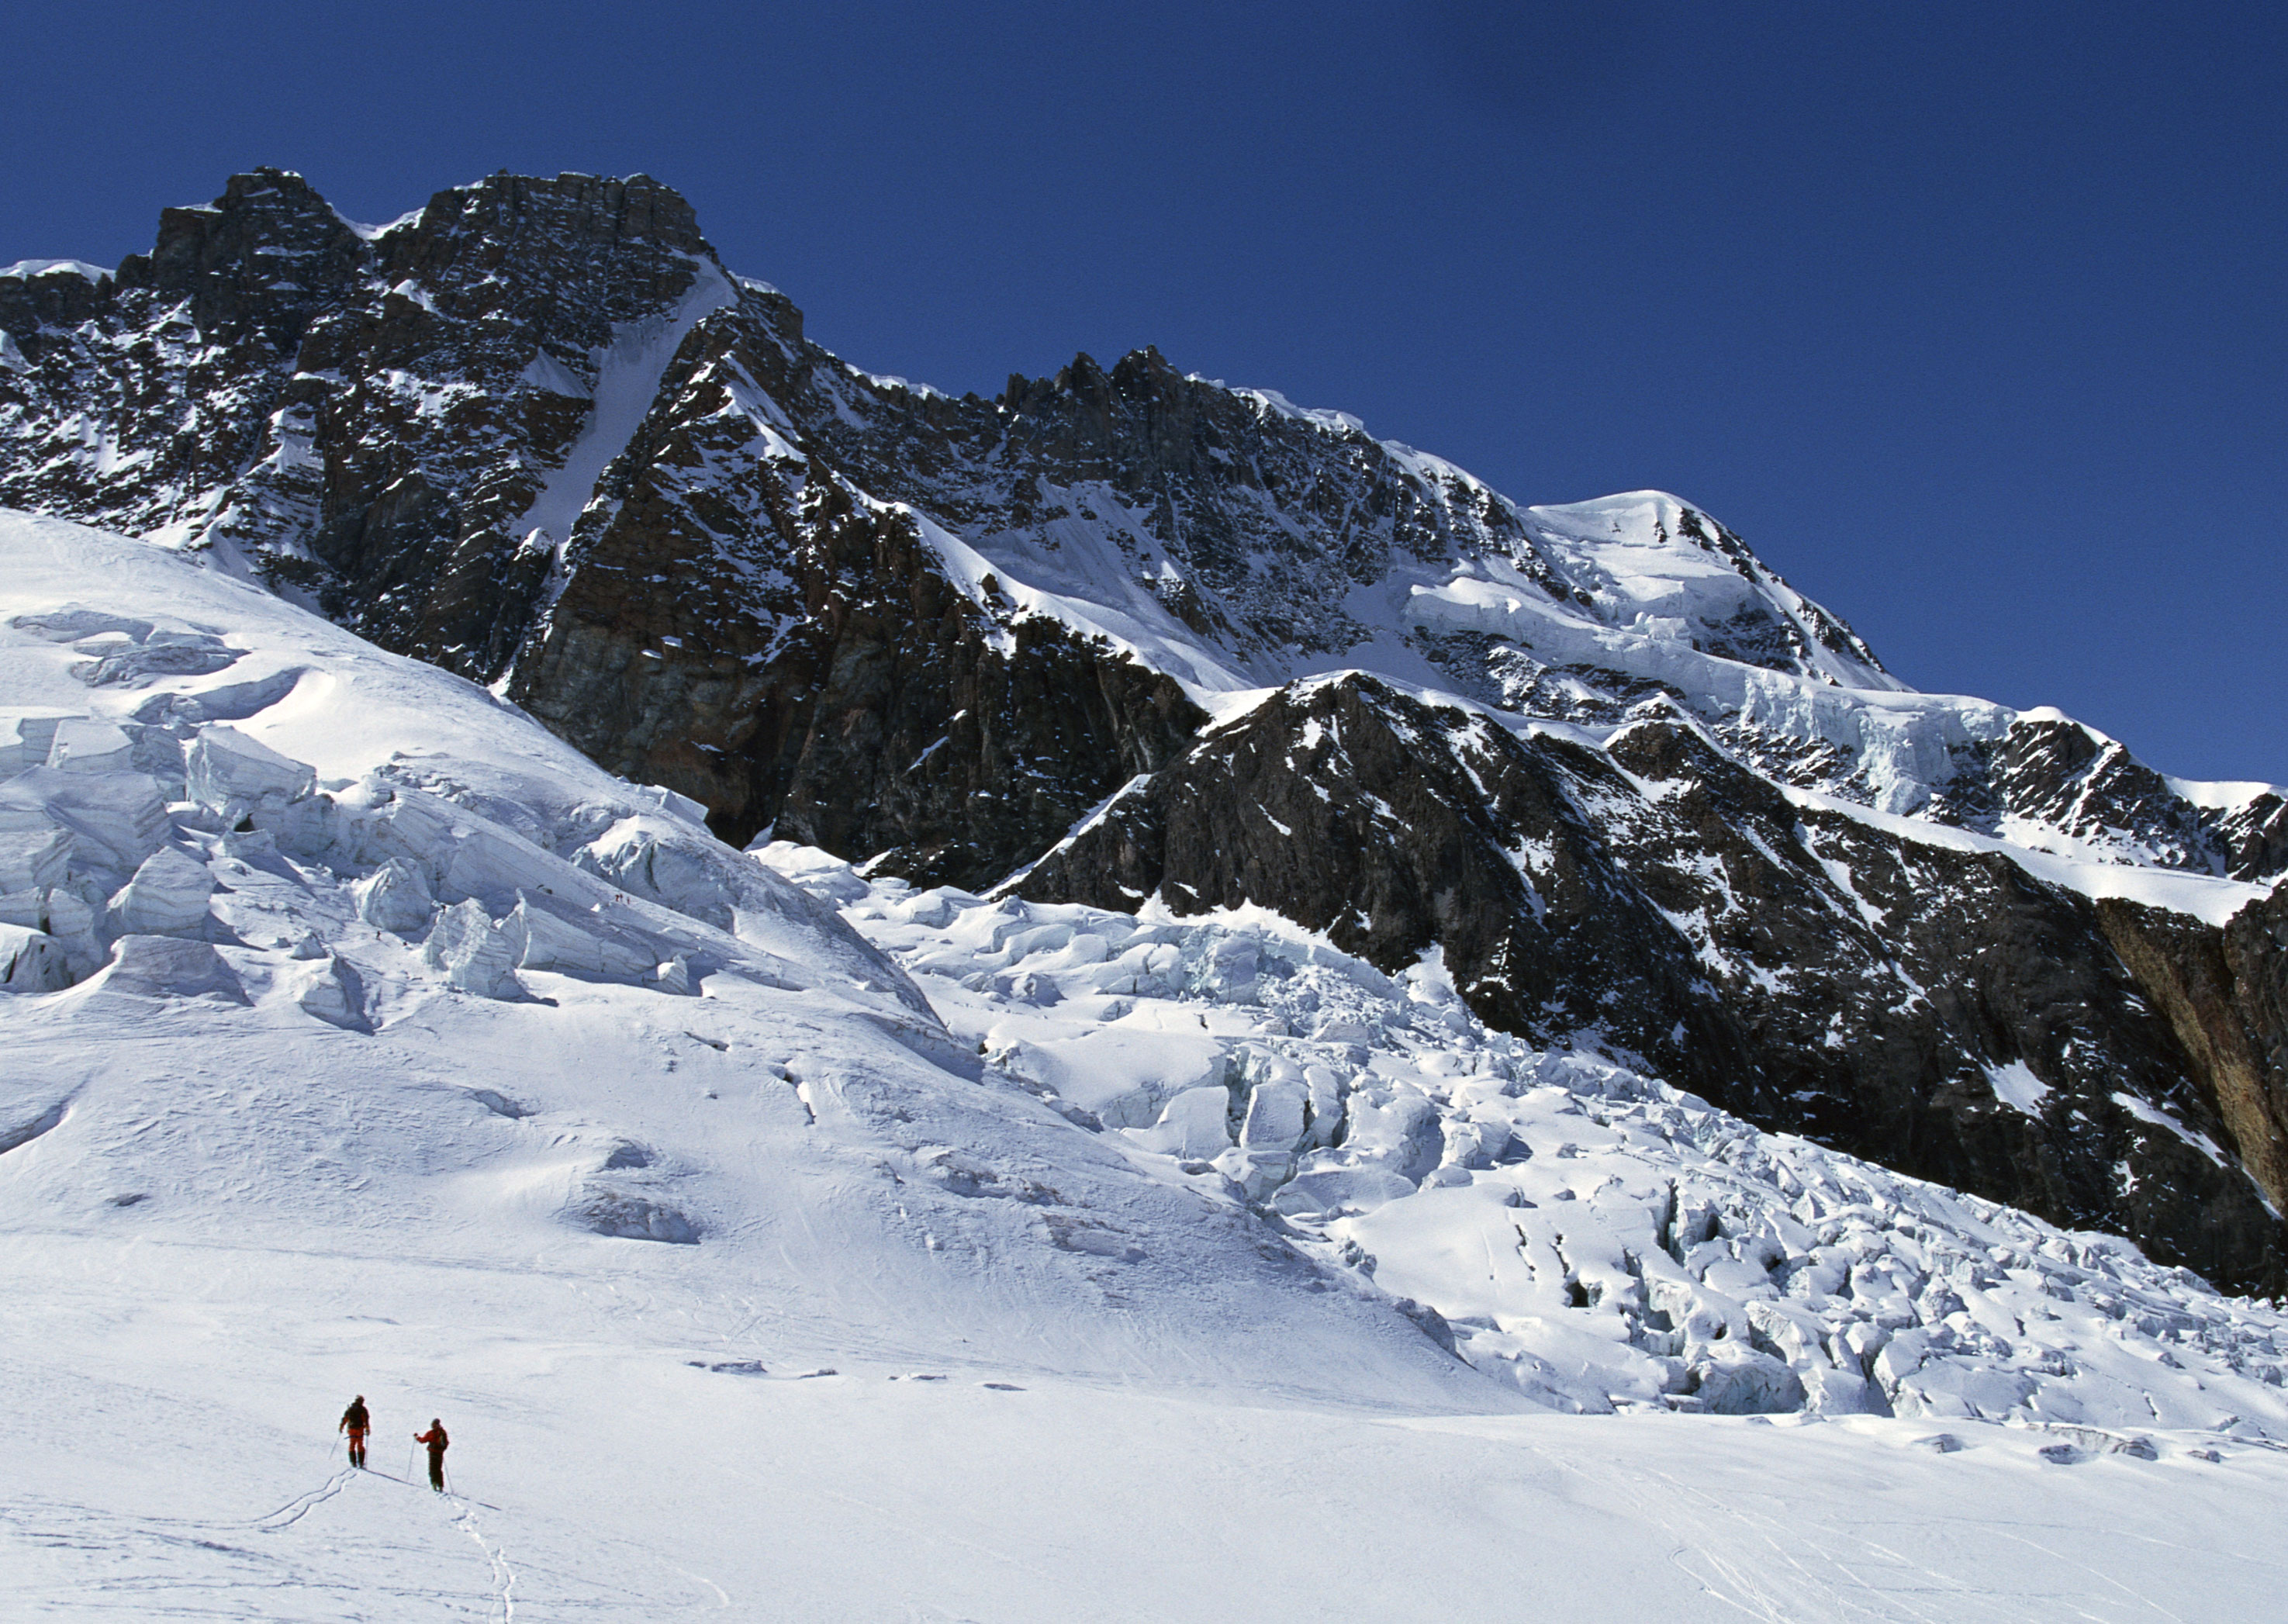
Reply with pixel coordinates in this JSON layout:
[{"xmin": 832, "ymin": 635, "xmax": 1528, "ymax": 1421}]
[
  {"xmin": 5, "ymin": 172, "xmax": 2279, "ymax": 874},
  {"xmin": 5, "ymin": 507, "xmax": 2287, "ymax": 1618},
  {"xmin": 3, "ymin": 169, "xmax": 2285, "ymax": 1303}
]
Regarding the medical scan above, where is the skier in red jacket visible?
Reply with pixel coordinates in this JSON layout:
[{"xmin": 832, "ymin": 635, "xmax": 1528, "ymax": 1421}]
[{"xmin": 413, "ymin": 1420, "xmax": 449, "ymax": 1491}]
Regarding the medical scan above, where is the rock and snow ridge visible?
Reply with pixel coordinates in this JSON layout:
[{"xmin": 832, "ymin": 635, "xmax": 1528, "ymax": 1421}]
[
  {"xmin": 6, "ymin": 168, "xmax": 2288, "ymax": 1296},
  {"xmin": 2, "ymin": 168, "xmax": 2278, "ymax": 882},
  {"xmin": 5, "ymin": 165, "xmax": 2279, "ymax": 888}
]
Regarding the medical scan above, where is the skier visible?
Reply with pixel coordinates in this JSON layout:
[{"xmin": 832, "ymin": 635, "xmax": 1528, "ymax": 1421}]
[
  {"xmin": 338, "ymin": 1395, "xmax": 371, "ymax": 1469},
  {"xmin": 413, "ymin": 1418, "xmax": 450, "ymax": 1491}
]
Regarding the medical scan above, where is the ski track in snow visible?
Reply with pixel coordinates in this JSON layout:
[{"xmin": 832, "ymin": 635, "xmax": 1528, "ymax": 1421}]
[
  {"xmin": 3, "ymin": 507, "xmax": 2288, "ymax": 1618},
  {"xmin": 453, "ymin": 1499, "xmax": 517, "ymax": 1623},
  {"xmin": 254, "ymin": 1465, "xmax": 358, "ymax": 1532}
]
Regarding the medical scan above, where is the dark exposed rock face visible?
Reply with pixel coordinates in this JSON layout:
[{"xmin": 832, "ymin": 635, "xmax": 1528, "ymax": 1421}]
[
  {"xmin": 7, "ymin": 167, "xmax": 2288, "ymax": 1288},
  {"xmin": 1, "ymin": 168, "xmax": 715, "ymax": 676},
  {"xmin": 2098, "ymin": 893, "xmax": 2288, "ymax": 1219},
  {"xmin": 2, "ymin": 172, "xmax": 364, "ymax": 551},
  {"xmin": 514, "ymin": 456, "xmax": 1203, "ymax": 881},
  {"xmin": 1022, "ymin": 676, "xmax": 2286, "ymax": 1290},
  {"xmin": 1999, "ymin": 716, "xmax": 2288, "ymax": 882},
  {"xmin": 1022, "ymin": 679, "xmax": 1777, "ymax": 1108}
]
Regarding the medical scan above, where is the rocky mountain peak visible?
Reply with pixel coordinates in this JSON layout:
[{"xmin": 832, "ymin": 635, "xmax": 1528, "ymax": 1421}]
[
  {"xmin": 112, "ymin": 168, "xmax": 368, "ymax": 353},
  {"xmin": 380, "ymin": 169, "xmax": 714, "ymax": 282}
]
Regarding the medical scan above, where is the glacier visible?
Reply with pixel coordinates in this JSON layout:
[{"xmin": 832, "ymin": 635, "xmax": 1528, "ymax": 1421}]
[{"xmin": 3, "ymin": 507, "xmax": 2286, "ymax": 1617}]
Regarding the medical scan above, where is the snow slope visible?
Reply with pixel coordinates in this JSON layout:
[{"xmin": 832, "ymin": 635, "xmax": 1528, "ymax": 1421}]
[
  {"xmin": 12, "ymin": 1271, "xmax": 2288, "ymax": 1622},
  {"xmin": 6, "ymin": 506, "xmax": 2288, "ymax": 1619},
  {"xmin": 0, "ymin": 507, "xmax": 1474, "ymax": 1391},
  {"xmin": 773, "ymin": 846, "xmax": 2288, "ymax": 1434}
]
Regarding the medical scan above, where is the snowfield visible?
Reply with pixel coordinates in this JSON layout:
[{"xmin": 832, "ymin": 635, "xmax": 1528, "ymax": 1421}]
[{"xmin": 5, "ymin": 506, "xmax": 2288, "ymax": 1620}]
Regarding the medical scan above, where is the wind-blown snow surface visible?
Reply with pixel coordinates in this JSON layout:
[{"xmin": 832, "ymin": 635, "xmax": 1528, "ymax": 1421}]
[{"xmin": 7, "ymin": 508, "xmax": 2288, "ymax": 1619}]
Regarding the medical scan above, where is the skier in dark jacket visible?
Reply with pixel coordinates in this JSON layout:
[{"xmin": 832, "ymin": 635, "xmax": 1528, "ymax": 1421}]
[
  {"xmin": 338, "ymin": 1396, "xmax": 370, "ymax": 1468},
  {"xmin": 414, "ymin": 1419, "xmax": 449, "ymax": 1491}
]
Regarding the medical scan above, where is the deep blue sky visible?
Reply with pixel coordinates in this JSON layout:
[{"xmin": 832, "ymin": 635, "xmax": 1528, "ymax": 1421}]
[{"xmin": 9, "ymin": 2, "xmax": 2283, "ymax": 782}]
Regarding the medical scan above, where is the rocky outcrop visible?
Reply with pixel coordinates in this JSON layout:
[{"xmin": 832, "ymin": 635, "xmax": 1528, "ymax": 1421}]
[
  {"xmin": 1998, "ymin": 715, "xmax": 2288, "ymax": 880},
  {"xmin": 513, "ymin": 447, "xmax": 1204, "ymax": 876},
  {"xmin": 2098, "ymin": 893, "xmax": 2288, "ymax": 1218},
  {"xmin": 1021, "ymin": 677, "xmax": 1775, "ymax": 1101},
  {"xmin": 1, "ymin": 168, "xmax": 719, "ymax": 677},
  {"xmin": 1, "ymin": 172, "xmax": 365, "ymax": 551}
]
